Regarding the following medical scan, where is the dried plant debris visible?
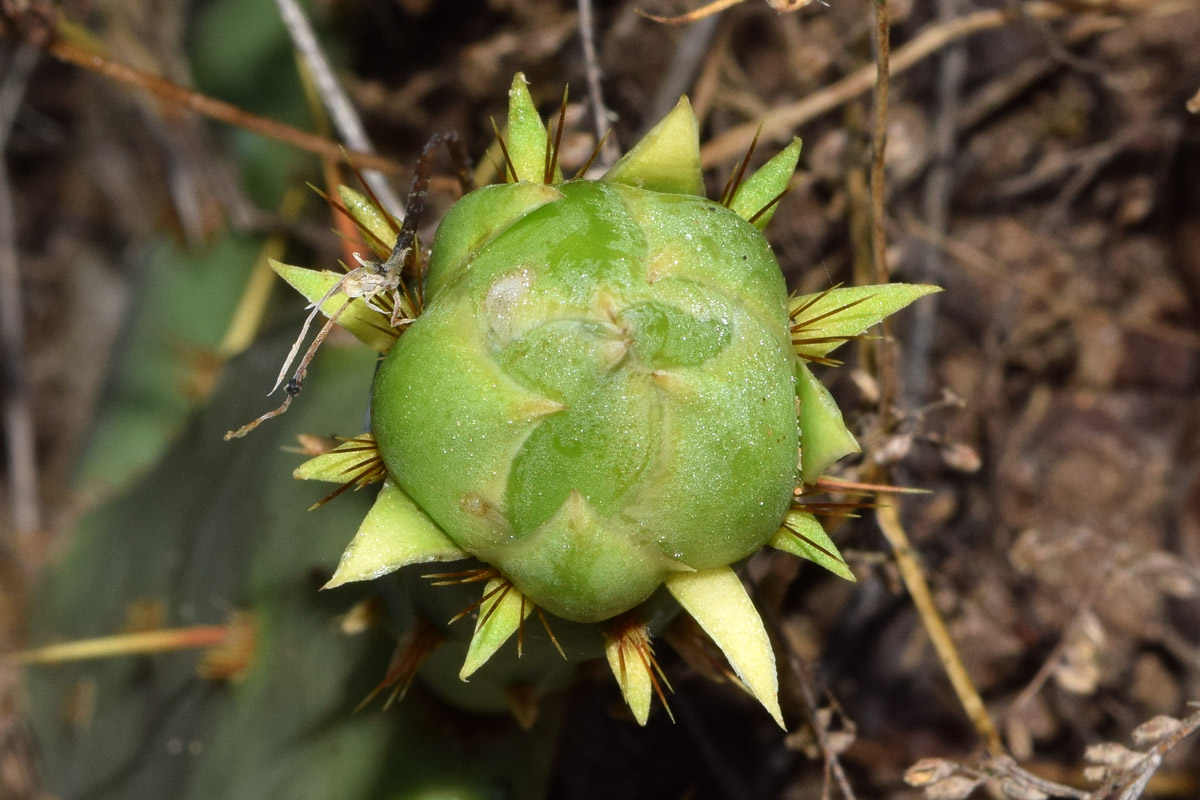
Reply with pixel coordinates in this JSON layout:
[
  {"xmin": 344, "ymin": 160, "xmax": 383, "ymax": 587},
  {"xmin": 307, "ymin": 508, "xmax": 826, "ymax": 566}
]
[
  {"xmin": 906, "ymin": 707, "xmax": 1200, "ymax": 800},
  {"xmin": 8, "ymin": 0, "xmax": 1200, "ymax": 798}
]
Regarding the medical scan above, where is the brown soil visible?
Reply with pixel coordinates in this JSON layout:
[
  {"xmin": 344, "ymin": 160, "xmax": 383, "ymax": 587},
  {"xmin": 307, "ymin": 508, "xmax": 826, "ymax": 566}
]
[{"xmin": 2, "ymin": 1, "xmax": 1199, "ymax": 798}]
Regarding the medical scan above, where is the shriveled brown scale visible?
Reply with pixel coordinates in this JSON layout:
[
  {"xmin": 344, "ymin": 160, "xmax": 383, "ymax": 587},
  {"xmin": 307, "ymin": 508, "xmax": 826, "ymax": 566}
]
[
  {"xmin": 998, "ymin": 777, "xmax": 1049, "ymax": 800},
  {"xmin": 1084, "ymin": 742, "xmax": 1145, "ymax": 772},
  {"xmin": 355, "ymin": 618, "xmax": 443, "ymax": 712}
]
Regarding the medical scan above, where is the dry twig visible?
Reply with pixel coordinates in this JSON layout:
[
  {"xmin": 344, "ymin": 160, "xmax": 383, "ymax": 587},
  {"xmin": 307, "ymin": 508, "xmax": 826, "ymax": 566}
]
[
  {"xmin": 45, "ymin": 33, "xmax": 404, "ymax": 177},
  {"xmin": 875, "ymin": 502, "xmax": 1006, "ymax": 755},
  {"xmin": 642, "ymin": 10, "xmax": 722, "ymax": 129},
  {"xmin": 0, "ymin": 42, "xmax": 39, "ymax": 538},
  {"xmin": 908, "ymin": 706, "xmax": 1200, "ymax": 799},
  {"xmin": 578, "ymin": 0, "xmax": 621, "ymax": 169},
  {"xmin": 905, "ymin": 0, "xmax": 965, "ymax": 404},
  {"xmin": 273, "ymin": 0, "xmax": 402, "ymax": 214},
  {"xmin": 777, "ymin": 622, "xmax": 859, "ymax": 800},
  {"xmin": 869, "ymin": 0, "xmax": 896, "ymax": 424}
]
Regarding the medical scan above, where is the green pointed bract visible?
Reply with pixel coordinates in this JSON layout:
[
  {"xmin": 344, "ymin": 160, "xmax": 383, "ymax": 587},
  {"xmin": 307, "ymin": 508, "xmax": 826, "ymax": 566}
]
[
  {"xmin": 731, "ymin": 137, "xmax": 801, "ymax": 230},
  {"xmin": 602, "ymin": 96, "xmax": 703, "ymax": 196},
  {"xmin": 293, "ymin": 436, "xmax": 380, "ymax": 483},
  {"xmin": 336, "ymin": 185, "xmax": 396, "ymax": 258},
  {"xmin": 460, "ymin": 578, "xmax": 533, "ymax": 680},
  {"xmin": 323, "ymin": 480, "xmax": 467, "ymax": 590},
  {"xmin": 604, "ymin": 629, "xmax": 653, "ymax": 726},
  {"xmin": 770, "ymin": 510, "xmax": 856, "ymax": 582},
  {"xmin": 791, "ymin": 283, "xmax": 941, "ymax": 361},
  {"xmin": 505, "ymin": 74, "xmax": 561, "ymax": 184},
  {"xmin": 270, "ymin": 260, "xmax": 397, "ymax": 352},
  {"xmin": 665, "ymin": 567, "xmax": 784, "ymax": 728},
  {"xmin": 796, "ymin": 362, "xmax": 860, "ymax": 484}
]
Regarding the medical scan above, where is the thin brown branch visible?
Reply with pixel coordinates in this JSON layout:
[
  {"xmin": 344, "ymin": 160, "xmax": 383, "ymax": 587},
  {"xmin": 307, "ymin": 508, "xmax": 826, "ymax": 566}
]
[
  {"xmin": 870, "ymin": 0, "xmax": 890, "ymax": 287},
  {"xmin": 45, "ymin": 36, "xmax": 405, "ymax": 177},
  {"xmin": 578, "ymin": 0, "xmax": 621, "ymax": 168},
  {"xmin": 870, "ymin": 0, "xmax": 897, "ymax": 427},
  {"xmin": 0, "ymin": 44, "xmax": 39, "ymax": 537},
  {"xmin": 643, "ymin": 9, "xmax": 722, "ymax": 128},
  {"xmin": 904, "ymin": 0, "xmax": 964, "ymax": 404},
  {"xmin": 636, "ymin": 0, "xmax": 746, "ymax": 25},
  {"xmin": 776, "ymin": 604, "xmax": 858, "ymax": 800},
  {"xmin": 875, "ymin": 501, "xmax": 1006, "ymax": 756}
]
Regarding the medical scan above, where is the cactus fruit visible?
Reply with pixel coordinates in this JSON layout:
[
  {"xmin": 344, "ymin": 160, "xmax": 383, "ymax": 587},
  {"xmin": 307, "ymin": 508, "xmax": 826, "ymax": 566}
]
[{"xmin": 272, "ymin": 74, "xmax": 938, "ymax": 726}]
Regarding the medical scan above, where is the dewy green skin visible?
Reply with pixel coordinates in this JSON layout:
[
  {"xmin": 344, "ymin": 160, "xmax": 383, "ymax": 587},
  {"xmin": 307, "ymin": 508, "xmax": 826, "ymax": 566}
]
[{"xmin": 277, "ymin": 74, "xmax": 938, "ymax": 726}]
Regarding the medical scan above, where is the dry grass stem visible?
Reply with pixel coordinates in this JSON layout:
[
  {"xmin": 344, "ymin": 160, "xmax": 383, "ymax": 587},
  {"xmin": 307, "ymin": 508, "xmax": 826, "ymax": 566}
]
[
  {"xmin": 875, "ymin": 501, "xmax": 1005, "ymax": 755},
  {"xmin": 0, "ymin": 45, "xmax": 39, "ymax": 537},
  {"xmin": 46, "ymin": 34, "xmax": 404, "ymax": 177},
  {"xmin": 273, "ymin": 0, "xmax": 402, "ymax": 213}
]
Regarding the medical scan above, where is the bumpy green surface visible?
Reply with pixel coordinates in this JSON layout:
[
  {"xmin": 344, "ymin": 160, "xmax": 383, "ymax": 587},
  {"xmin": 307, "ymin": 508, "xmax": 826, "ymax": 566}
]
[
  {"xmin": 283, "ymin": 76, "xmax": 937, "ymax": 724},
  {"xmin": 373, "ymin": 179, "xmax": 798, "ymax": 622}
]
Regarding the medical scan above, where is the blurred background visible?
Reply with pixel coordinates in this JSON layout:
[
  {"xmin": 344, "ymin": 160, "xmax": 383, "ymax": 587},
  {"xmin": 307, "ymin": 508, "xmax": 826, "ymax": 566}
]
[{"xmin": 2, "ymin": 0, "xmax": 1200, "ymax": 797}]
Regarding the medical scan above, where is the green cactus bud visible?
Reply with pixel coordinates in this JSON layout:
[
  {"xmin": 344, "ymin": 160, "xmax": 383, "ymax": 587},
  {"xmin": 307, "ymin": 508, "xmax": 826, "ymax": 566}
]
[{"xmin": 274, "ymin": 73, "xmax": 939, "ymax": 725}]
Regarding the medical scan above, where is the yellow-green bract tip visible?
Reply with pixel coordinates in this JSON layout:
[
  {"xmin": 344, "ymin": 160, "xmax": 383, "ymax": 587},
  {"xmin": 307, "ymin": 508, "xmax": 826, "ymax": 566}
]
[
  {"xmin": 460, "ymin": 578, "xmax": 533, "ymax": 680},
  {"xmin": 293, "ymin": 437, "xmax": 381, "ymax": 484},
  {"xmin": 731, "ymin": 137, "xmax": 801, "ymax": 230},
  {"xmin": 336, "ymin": 185, "xmax": 396, "ymax": 257},
  {"xmin": 790, "ymin": 283, "xmax": 942, "ymax": 361},
  {"xmin": 769, "ymin": 510, "xmax": 856, "ymax": 582},
  {"xmin": 603, "ymin": 96, "xmax": 703, "ymax": 196},
  {"xmin": 324, "ymin": 481, "xmax": 467, "ymax": 589},
  {"xmin": 505, "ymin": 73, "xmax": 562, "ymax": 184},
  {"xmin": 270, "ymin": 260, "xmax": 397, "ymax": 353},
  {"xmin": 665, "ymin": 567, "xmax": 784, "ymax": 728}
]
